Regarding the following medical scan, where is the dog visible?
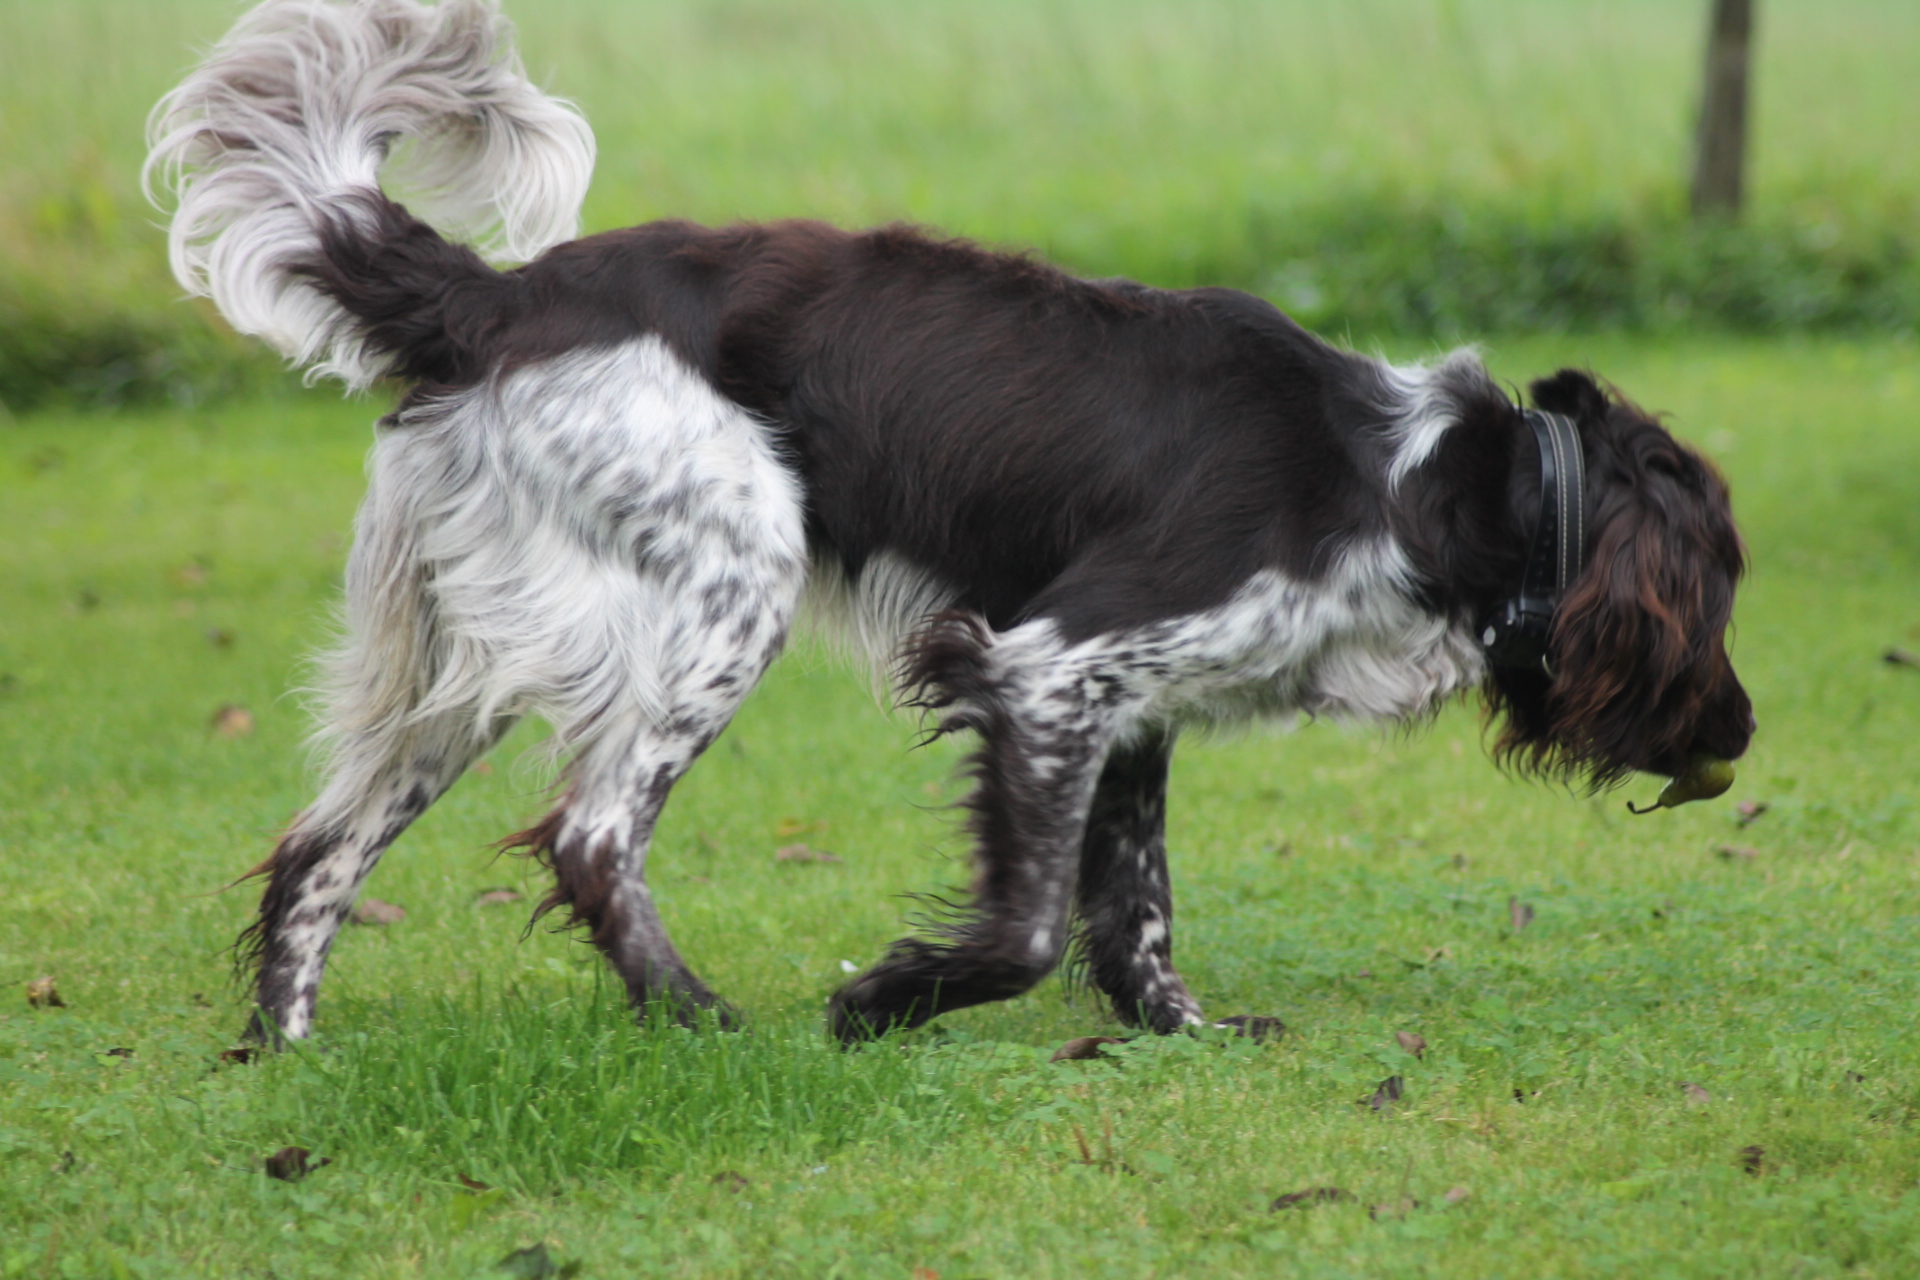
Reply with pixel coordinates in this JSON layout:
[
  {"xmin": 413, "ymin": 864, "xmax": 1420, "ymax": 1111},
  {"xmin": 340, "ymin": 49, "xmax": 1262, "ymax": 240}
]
[{"xmin": 146, "ymin": 0, "xmax": 1753, "ymax": 1045}]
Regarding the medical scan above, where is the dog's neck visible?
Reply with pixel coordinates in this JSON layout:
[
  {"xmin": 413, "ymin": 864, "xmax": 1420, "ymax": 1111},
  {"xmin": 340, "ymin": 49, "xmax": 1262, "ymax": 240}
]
[{"xmin": 1373, "ymin": 354, "xmax": 1554, "ymax": 633}]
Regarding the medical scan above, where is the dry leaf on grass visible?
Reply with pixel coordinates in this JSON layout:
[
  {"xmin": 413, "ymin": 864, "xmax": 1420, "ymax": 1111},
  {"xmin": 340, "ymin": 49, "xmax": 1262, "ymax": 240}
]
[
  {"xmin": 1883, "ymin": 647, "xmax": 1920, "ymax": 669},
  {"xmin": 210, "ymin": 704, "xmax": 254, "ymax": 738},
  {"xmin": 26, "ymin": 976, "xmax": 64, "ymax": 1009},
  {"xmin": 1369, "ymin": 1196, "xmax": 1421, "ymax": 1221},
  {"xmin": 264, "ymin": 1146, "xmax": 329, "ymax": 1182},
  {"xmin": 471, "ymin": 760, "xmax": 494, "ymax": 776},
  {"xmin": 206, "ymin": 627, "xmax": 235, "ymax": 649},
  {"xmin": 1050, "ymin": 1035, "xmax": 1124, "ymax": 1062},
  {"xmin": 475, "ymin": 888, "xmax": 523, "ymax": 906},
  {"xmin": 350, "ymin": 898, "xmax": 405, "ymax": 926},
  {"xmin": 1270, "ymin": 1186, "xmax": 1352, "ymax": 1210},
  {"xmin": 218, "ymin": 1047, "xmax": 257, "ymax": 1066},
  {"xmin": 711, "ymin": 1170, "xmax": 750, "ymax": 1192},
  {"xmin": 1739, "ymin": 1145, "xmax": 1765, "ymax": 1175},
  {"xmin": 1716, "ymin": 843, "xmax": 1759, "ymax": 861},
  {"xmin": 1682, "ymin": 1081, "xmax": 1713, "ymax": 1106},
  {"xmin": 458, "ymin": 1173, "xmax": 493, "ymax": 1192},
  {"xmin": 1735, "ymin": 800, "xmax": 1769, "ymax": 827},
  {"xmin": 1443, "ymin": 1185, "xmax": 1472, "ymax": 1204},
  {"xmin": 495, "ymin": 1243, "xmax": 580, "ymax": 1279},
  {"xmin": 774, "ymin": 843, "xmax": 842, "ymax": 864},
  {"xmin": 1363, "ymin": 1076, "xmax": 1405, "ymax": 1113},
  {"xmin": 1394, "ymin": 1030, "xmax": 1427, "ymax": 1058},
  {"xmin": 1216, "ymin": 1014, "xmax": 1285, "ymax": 1042},
  {"xmin": 1509, "ymin": 896, "xmax": 1535, "ymax": 931}
]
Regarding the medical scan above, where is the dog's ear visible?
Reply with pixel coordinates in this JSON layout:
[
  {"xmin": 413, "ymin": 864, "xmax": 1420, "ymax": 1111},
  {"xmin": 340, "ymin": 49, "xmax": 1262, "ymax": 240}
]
[{"xmin": 1529, "ymin": 369, "xmax": 1609, "ymax": 422}]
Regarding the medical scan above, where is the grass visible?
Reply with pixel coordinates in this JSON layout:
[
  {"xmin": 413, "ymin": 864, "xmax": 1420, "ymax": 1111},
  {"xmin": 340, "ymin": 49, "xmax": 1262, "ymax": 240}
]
[
  {"xmin": 3, "ymin": 333, "xmax": 1919, "ymax": 1277},
  {"xmin": 3, "ymin": 0, "xmax": 1920, "ymax": 1273},
  {"xmin": 3, "ymin": 0, "xmax": 1920, "ymax": 407}
]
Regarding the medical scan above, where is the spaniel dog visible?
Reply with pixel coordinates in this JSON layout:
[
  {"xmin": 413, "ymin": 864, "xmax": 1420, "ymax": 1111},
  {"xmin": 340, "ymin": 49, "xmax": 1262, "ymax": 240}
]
[{"xmin": 146, "ymin": 0, "xmax": 1753, "ymax": 1045}]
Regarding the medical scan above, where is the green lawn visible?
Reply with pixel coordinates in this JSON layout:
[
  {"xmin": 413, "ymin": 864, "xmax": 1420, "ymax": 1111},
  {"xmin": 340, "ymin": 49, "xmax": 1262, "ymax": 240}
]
[{"xmin": 3, "ymin": 333, "xmax": 1918, "ymax": 1277}]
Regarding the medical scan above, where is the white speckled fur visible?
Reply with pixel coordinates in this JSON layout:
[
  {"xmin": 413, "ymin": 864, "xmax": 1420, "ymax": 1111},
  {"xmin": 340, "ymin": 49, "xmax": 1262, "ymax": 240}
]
[{"xmin": 261, "ymin": 337, "xmax": 807, "ymax": 1038}]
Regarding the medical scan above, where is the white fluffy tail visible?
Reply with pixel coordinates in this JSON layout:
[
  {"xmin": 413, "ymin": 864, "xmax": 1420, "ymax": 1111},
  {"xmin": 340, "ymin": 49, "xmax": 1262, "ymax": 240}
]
[{"xmin": 144, "ymin": 0, "xmax": 595, "ymax": 389}]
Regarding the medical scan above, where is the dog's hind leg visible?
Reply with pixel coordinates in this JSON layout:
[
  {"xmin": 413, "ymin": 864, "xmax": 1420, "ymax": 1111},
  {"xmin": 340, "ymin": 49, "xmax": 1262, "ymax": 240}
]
[
  {"xmin": 1071, "ymin": 725, "xmax": 1208, "ymax": 1032},
  {"xmin": 242, "ymin": 708, "xmax": 513, "ymax": 1045},
  {"xmin": 829, "ymin": 615, "xmax": 1150, "ymax": 1041},
  {"xmin": 506, "ymin": 688, "xmax": 765, "ymax": 1026}
]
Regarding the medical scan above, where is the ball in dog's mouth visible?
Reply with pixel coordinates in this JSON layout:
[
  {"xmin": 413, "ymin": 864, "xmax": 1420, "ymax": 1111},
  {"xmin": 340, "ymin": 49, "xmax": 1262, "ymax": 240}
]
[{"xmin": 1627, "ymin": 754, "xmax": 1736, "ymax": 815}]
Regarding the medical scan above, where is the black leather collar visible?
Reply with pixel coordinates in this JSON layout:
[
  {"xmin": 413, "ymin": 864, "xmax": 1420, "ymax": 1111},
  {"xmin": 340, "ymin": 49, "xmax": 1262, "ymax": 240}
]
[{"xmin": 1480, "ymin": 409, "xmax": 1587, "ymax": 670}]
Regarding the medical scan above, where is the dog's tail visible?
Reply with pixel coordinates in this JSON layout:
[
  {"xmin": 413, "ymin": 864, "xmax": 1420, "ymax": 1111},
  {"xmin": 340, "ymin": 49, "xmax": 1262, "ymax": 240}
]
[{"xmin": 144, "ymin": 0, "xmax": 594, "ymax": 389}]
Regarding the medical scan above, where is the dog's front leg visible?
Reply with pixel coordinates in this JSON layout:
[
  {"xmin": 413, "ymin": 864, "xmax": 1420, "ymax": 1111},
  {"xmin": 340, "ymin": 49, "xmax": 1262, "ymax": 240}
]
[
  {"xmin": 829, "ymin": 615, "xmax": 1132, "ymax": 1041},
  {"xmin": 1071, "ymin": 725, "xmax": 1210, "ymax": 1032}
]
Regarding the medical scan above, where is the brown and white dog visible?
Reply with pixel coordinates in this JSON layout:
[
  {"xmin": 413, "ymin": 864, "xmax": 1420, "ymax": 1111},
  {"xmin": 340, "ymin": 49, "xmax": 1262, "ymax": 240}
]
[{"xmin": 146, "ymin": 0, "xmax": 1753, "ymax": 1045}]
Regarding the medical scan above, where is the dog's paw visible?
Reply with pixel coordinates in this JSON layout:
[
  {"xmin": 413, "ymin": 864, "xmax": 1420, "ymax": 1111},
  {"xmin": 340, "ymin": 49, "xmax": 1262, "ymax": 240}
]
[
  {"xmin": 825, "ymin": 984, "xmax": 908, "ymax": 1045},
  {"xmin": 1213, "ymin": 1015, "xmax": 1286, "ymax": 1043}
]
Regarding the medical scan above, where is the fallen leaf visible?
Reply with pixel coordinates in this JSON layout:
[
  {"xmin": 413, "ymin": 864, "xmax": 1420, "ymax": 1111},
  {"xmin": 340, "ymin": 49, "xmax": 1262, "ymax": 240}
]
[
  {"xmin": 711, "ymin": 1170, "xmax": 750, "ymax": 1192},
  {"xmin": 1363, "ymin": 1075, "xmax": 1405, "ymax": 1113},
  {"xmin": 1271, "ymin": 1186, "xmax": 1352, "ymax": 1210},
  {"xmin": 1369, "ymin": 1196, "xmax": 1421, "ymax": 1221},
  {"xmin": 1394, "ymin": 1030, "xmax": 1427, "ymax": 1059},
  {"xmin": 1738, "ymin": 1145, "xmax": 1765, "ymax": 1175},
  {"xmin": 1423, "ymin": 945, "xmax": 1452, "ymax": 966},
  {"xmin": 1883, "ymin": 647, "xmax": 1920, "ymax": 670},
  {"xmin": 1270, "ymin": 841, "xmax": 1294, "ymax": 857},
  {"xmin": 1443, "ymin": 1185, "xmax": 1471, "ymax": 1204},
  {"xmin": 495, "ymin": 1243, "xmax": 580, "ymax": 1279},
  {"xmin": 1735, "ymin": 800, "xmax": 1769, "ymax": 827},
  {"xmin": 1846, "ymin": 1070, "xmax": 1867, "ymax": 1085},
  {"xmin": 1716, "ymin": 844, "xmax": 1759, "ymax": 861},
  {"xmin": 350, "ymin": 898, "xmax": 406, "ymax": 926},
  {"xmin": 206, "ymin": 627, "xmax": 235, "ymax": 649},
  {"xmin": 191, "ymin": 991, "xmax": 212, "ymax": 1007},
  {"xmin": 911, "ymin": 1269, "xmax": 941, "ymax": 1280},
  {"xmin": 1217, "ymin": 1015, "xmax": 1285, "ymax": 1042},
  {"xmin": 173, "ymin": 560, "xmax": 209, "ymax": 587},
  {"xmin": 264, "ymin": 1146, "xmax": 329, "ymax": 1182},
  {"xmin": 218, "ymin": 1047, "xmax": 257, "ymax": 1066},
  {"xmin": 52, "ymin": 1151, "xmax": 76, "ymax": 1174},
  {"xmin": 774, "ymin": 842, "xmax": 842, "ymax": 864},
  {"xmin": 1682, "ymin": 1081, "xmax": 1713, "ymax": 1106},
  {"xmin": 1449, "ymin": 853, "xmax": 1469, "ymax": 869},
  {"xmin": 1508, "ymin": 896, "xmax": 1535, "ymax": 931},
  {"xmin": 210, "ymin": 704, "xmax": 254, "ymax": 738},
  {"xmin": 1051, "ymin": 1035, "xmax": 1124, "ymax": 1062},
  {"xmin": 73, "ymin": 587, "xmax": 101, "ymax": 612},
  {"xmin": 25, "ymin": 976, "xmax": 64, "ymax": 1009},
  {"xmin": 471, "ymin": 760, "xmax": 494, "ymax": 776},
  {"xmin": 104, "ymin": 1046, "xmax": 133, "ymax": 1059},
  {"xmin": 475, "ymin": 888, "xmax": 523, "ymax": 906},
  {"xmin": 1354, "ymin": 969, "xmax": 1374, "ymax": 980}
]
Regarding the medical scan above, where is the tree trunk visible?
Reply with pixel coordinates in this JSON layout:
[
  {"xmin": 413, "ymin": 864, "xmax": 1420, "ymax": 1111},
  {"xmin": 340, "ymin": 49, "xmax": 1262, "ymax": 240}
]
[{"xmin": 1691, "ymin": 0, "xmax": 1754, "ymax": 219}]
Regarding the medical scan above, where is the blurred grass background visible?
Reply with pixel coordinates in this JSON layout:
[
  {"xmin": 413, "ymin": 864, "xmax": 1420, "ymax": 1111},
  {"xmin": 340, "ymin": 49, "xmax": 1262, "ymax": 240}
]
[{"xmin": 2, "ymin": 0, "xmax": 1917, "ymax": 411}]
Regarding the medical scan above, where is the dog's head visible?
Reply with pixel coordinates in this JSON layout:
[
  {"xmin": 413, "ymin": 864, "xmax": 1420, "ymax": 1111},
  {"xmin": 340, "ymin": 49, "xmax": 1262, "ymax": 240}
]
[{"xmin": 1485, "ymin": 370, "xmax": 1753, "ymax": 788}]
